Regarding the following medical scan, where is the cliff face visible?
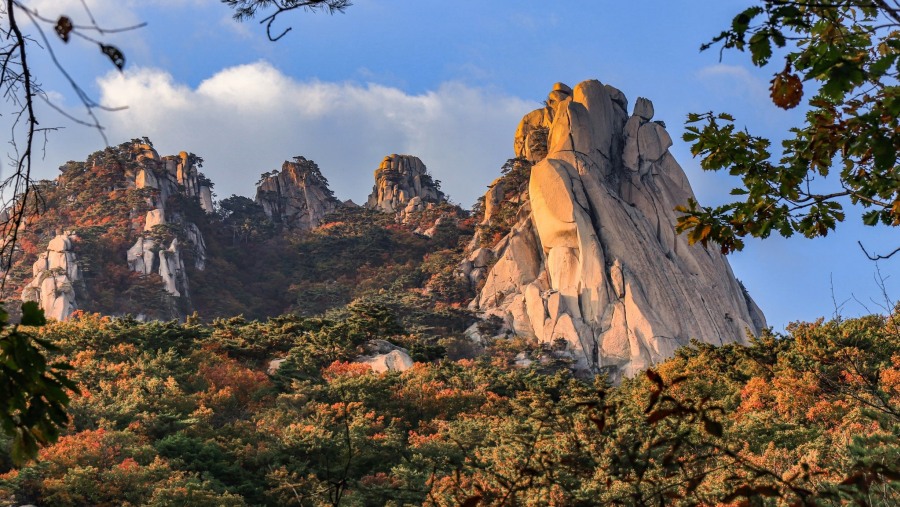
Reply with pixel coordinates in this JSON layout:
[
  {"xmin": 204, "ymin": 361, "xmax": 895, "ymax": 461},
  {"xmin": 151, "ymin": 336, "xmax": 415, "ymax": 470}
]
[
  {"xmin": 470, "ymin": 80, "xmax": 766, "ymax": 379},
  {"xmin": 10, "ymin": 82, "xmax": 765, "ymax": 348},
  {"xmin": 127, "ymin": 145, "xmax": 209, "ymax": 301},
  {"xmin": 255, "ymin": 156, "xmax": 341, "ymax": 230},
  {"xmin": 366, "ymin": 155, "xmax": 445, "ymax": 213},
  {"xmin": 22, "ymin": 232, "xmax": 81, "ymax": 321},
  {"xmin": 17, "ymin": 141, "xmax": 211, "ymax": 320}
]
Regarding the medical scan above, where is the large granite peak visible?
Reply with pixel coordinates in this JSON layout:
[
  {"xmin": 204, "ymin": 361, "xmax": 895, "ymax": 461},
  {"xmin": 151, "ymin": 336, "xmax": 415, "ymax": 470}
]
[
  {"xmin": 366, "ymin": 154, "xmax": 445, "ymax": 213},
  {"xmin": 255, "ymin": 156, "xmax": 340, "ymax": 230},
  {"xmin": 471, "ymin": 79, "xmax": 766, "ymax": 380}
]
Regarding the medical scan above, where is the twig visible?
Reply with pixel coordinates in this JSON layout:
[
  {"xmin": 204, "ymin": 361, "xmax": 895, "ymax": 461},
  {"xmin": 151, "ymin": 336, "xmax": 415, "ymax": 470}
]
[{"xmin": 858, "ymin": 241, "xmax": 900, "ymax": 261}]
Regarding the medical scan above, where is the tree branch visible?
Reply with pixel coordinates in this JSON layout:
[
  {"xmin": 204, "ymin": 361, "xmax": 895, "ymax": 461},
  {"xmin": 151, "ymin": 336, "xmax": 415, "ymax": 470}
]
[{"xmin": 858, "ymin": 240, "xmax": 900, "ymax": 261}]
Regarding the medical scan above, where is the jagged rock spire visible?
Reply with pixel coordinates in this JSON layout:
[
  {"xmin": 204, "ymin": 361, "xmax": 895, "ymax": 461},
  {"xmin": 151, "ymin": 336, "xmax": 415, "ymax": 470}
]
[
  {"xmin": 255, "ymin": 156, "xmax": 340, "ymax": 230},
  {"xmin": 472, "ymin": 80, "xmax": 766, "ymax": 379},
  {"xmin": 366, "ymin": 154, "xmax": 444, "ymax": 213},
  {"xmin": 128, "ymin": 143, "xmax": 208, "ymax": 302}
]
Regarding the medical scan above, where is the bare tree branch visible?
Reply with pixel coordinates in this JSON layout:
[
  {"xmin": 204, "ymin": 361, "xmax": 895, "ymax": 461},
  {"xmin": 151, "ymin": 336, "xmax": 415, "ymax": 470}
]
[{"xmin": 859, "ymin": 240, "xmax": 900, "ymax": 261}]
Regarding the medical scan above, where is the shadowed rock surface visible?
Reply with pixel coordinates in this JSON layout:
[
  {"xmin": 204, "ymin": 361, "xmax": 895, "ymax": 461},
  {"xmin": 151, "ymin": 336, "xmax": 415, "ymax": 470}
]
[{"xmin": 255, "ymin": 156, "xmax": 341, "ymax": 230}]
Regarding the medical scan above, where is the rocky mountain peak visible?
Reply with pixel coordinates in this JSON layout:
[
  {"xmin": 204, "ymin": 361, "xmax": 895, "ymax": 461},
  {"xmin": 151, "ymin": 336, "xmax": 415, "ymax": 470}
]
[
  {"xmin": 127, "ymin": 142, "xmax": 209, "ymax": 302},
  {"xmin": 513, "ymin": 82, "xmax": 574, "ymax": 163},
  {"xmin": 255, "ymin": 156, "xmax": 340, "ymax": 230},
  {"xmin": 15, "ymin": 140, "xmax": 213, "ymax": 321},
  {"xmin": 366, "ymin": 154, "xmax": 445, "ymax": 213},
  {"xmin": 470, "ymin": 79, "xmax": 766, "ymax": 380}
]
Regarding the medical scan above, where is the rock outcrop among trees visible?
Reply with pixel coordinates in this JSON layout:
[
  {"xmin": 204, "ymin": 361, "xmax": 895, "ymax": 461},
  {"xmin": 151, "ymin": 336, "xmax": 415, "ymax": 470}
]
[
  {"xmin": 254, "ymin": 156, "xmax": 341, "ymax": 230},
  {"xmin": 470, "ymin": 80, "xmax": 766, "ymax": 379},
  {"xmin": 126, "ymin": 144, "xmax": 210, "ymax": 300},
  {"xmin": 22, "ymin": 232, "xmax": 81, "ymax": 321},
  {"xmin": 12, "ymin": 140, "xmax": 212, "ymax": 320},
  {"xmin": 365, "ymin": 154, "xmax": 445, "ymax": 213}
]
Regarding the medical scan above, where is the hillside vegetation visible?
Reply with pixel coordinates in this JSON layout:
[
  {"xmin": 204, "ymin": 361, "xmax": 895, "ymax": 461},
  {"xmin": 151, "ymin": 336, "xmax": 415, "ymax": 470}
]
[{"xmin": 0, "ymin": 309, "xmax": 898, "ymax": 505}]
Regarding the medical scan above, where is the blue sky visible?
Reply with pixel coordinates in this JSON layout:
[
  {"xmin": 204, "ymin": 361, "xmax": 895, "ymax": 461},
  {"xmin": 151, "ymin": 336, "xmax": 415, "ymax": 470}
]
[{"xmin": 13, "ymin": 0, "xmax": 899, "ymax": 330}]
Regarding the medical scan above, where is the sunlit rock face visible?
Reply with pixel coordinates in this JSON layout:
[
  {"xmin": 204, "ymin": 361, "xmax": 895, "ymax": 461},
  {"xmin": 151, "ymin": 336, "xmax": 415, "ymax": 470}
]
[
  {"xmin": 134, "ymin": 146, "xmax": 214, "ymax": 216},
  {"xmin": 22, "ymin": 232, "xmax": 81, "ymax": 321},
  {"xmin": 471, "ymin": 80, "xmax": 766, "ymax": 380},
  {"xmin": 255, "ymin": 156, "xmax": 341, "ymax": 230},
  {"xmin": 13, "ymin": 141, "xmax": 213, "ymax": 320},
  {"xmin": 128, "ymin": 145, "xmax": 208, "ymax": 300},
  {"xmin": 366, "ymin": 154, "xmax": 445, "ymax": 213}
]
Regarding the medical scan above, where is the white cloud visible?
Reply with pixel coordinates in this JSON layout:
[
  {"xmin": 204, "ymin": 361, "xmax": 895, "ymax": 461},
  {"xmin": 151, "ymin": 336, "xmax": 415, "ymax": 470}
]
[
  {"xmin": 696, "ymin": 64, "xmax": 770, "ymax": 103},
  {"xmin": 85, "ymin": 61, "xmax": 533, "ymax": 206},
  {"xmin": 218, "ymin": 13, "xmax": 253, "ymax": 39}
]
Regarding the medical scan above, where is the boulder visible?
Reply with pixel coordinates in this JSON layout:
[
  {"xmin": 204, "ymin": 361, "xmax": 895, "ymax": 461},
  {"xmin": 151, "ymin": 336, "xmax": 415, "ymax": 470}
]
[
  {"xmin": 358, "ymin": 350, "xmax": 414, "ymax": 373},
  {"xmin": 633, "ymin": 97, "xmax": 654, "ymax": 120},
  {"xmin": 355, "ymin": 340, "xmax": 414, "ymax": 373},
  {"xmin": 513, "ymin": 84, "xmax": 575, "ymax": 162},
  {"xmin": 637, "ymin": 121, "xmax": 673, "ymax": 163}
]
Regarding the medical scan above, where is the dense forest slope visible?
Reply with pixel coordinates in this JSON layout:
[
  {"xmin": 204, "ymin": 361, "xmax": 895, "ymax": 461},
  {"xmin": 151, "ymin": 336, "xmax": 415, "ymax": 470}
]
[{"xmin": 0, "ymin": 311, "xmax": 897, "ymax": 505}]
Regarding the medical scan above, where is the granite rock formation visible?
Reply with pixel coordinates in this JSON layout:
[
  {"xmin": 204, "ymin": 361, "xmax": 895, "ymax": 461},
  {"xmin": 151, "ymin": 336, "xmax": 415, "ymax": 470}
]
[
  {"xmin": 514, "ymin": 82, "xmax": 573, "ymax": 163},
  {"xmin": 366, "ymin": 155, "xmax": 445, "ymax": 213},
  {"xmin": 133, "ymin": 145, "xmax": 215, "ymax": 216},
  {"xmin": 22, "ymin": 232, "xmax": 81, "ymax": 321},
  {"xmin": 255, "ymin": 156, "xmax": 341, "ymax": 230},
  {"xmin": 17, "ymin": 142, "xmax": 212, "ymax": 320},
  {"xmin": 470, "ymin": 80, "xmax": 766, "ymax": 379},
  {"xmin": 127, "ymin": 144, "xmax": 209, "ymax": 300}
]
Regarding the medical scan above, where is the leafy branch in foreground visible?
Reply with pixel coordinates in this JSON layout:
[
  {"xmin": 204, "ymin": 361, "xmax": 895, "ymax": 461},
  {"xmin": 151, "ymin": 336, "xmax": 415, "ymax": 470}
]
[
  {"xmin": 0, "ymin": 302, "xmax": 74, "ymax": 464},
  {"xmin": 678, "ymin": 1, "xmax": 900, "ymax": 256},
  {"xmin": 1, "ymin": 1, "xmax": 139, "ymax": 279}
]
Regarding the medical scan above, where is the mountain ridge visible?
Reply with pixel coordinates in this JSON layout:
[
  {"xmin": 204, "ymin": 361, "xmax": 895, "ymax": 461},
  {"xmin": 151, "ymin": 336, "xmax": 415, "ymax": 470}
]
[{"xmin": 4, "ymin": 79, "xmax": 764, "ymax": 379}]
